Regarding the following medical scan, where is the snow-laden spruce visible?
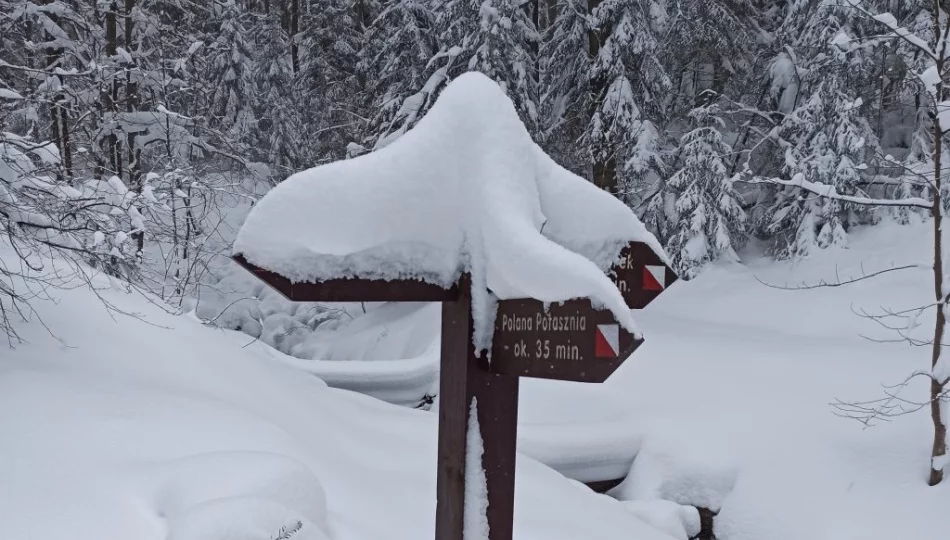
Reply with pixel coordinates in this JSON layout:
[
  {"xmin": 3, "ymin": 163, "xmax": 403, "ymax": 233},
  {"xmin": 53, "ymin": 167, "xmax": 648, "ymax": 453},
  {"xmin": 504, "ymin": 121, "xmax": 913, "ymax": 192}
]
[
  {"xmin": 665, "ymin": 105, "xmax": 746, "ymax": 278},
  {"xmin": 234, "ymin": 73, "xmax": 663, "ymax": 343}
]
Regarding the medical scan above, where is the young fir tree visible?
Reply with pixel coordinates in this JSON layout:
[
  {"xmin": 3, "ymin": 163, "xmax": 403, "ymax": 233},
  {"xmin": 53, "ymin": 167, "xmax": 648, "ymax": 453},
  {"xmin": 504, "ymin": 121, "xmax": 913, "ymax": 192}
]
[
  {"xmin": 755, "ymin": 0, "xmax": 882, "ymax": 258},
  {"xmin": 663, "ymin": 0, "xmax": 757, "ymax": 114},
  {"xmin": 539, "ymin": 0, "xmax": 591, "ymax": 175},
  {"xmin": 666, "ymin": 104, "xmax": 746, "ymax": 277},
  {"xmin": 300, "ymin": 0, "xmax": 374, "ymax": 162},
  {"xmin": 587, "ymin": 0, "xmax": 670, "ymax": 196},
  {"xmin": 364, "ymin": 0, "xmax": 540, "ymax": 149},
  {"xmin": 465, "ymin": 0, "xmax": 540, "ymax": 132},
  {"xmin": 204, "ymin": 0, "xmax": 258, "ymax": 143},
  {"xmin": 356, "ymin": 0, "xmax": 439, "ymax": 153},
  {"xmin": 885, "ymin": 1, "xmax": 935, "ymax": 224},
  {"xmin": 253, "ymin": 13, "xmax": 304, "ymax": 174}
]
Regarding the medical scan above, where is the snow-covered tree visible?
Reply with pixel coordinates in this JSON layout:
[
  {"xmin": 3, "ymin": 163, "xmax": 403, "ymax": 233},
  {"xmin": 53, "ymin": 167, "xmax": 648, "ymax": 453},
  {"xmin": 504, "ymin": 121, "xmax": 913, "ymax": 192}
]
[
  {"xmin": 356, "ymin": 0, "xmax": 439, "ymax": 153},
  {"xmin": 587, "ymin": 0, "xmax": 670, "ymax": 195},
  {"xmin": 539, "ymin": 0, "xmax": 590, "ymax": 174},
  {"xmin": 665, "ymin": 105, "xmax": 746, "ymax": 277},
  {"xmin": 754, "ymin": 0, "xmax": 883, "ymax": 258},
  {"xmin": 465, "ymin": 0, "xmax": 540, "ymax": 132}
]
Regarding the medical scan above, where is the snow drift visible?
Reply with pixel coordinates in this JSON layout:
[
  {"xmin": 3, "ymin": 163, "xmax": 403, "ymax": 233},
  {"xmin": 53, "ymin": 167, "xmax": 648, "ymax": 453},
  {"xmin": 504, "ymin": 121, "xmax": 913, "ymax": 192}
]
[{"xmin": 0, "ymin": 246, "xmax": 675, "ymax": 540}]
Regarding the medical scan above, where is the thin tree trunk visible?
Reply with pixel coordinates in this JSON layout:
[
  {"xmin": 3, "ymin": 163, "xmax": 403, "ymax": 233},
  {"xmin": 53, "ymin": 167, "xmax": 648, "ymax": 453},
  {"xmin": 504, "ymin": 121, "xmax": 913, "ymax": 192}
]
[
  {"xmin": 929, "ymin": 0, "xmax": 948, "ymax": 487},
  {"xmin": 587, "ymin": 0, "xmax": 616, "ymax": 193},
  {"xmin": 105, "ymin": 1, "xmax": 120, "ymax": 177},
  {"xmin": 60, "ymin": 96, "xmax": 73, "ymax": 177},
  {"xmin": 929, "ymin": 108, "xmax": 947, "ymax": 487},
  {"xmin": 38, "ymin": 0, "xmax": 71, "ymax": 178},
  {"xmin": 289, "ymin": 0, "xmax": 300, "ymax": 75},
  {"xmin": 124, "ymin": 0, "xmax": 144, "ymax": 256}
]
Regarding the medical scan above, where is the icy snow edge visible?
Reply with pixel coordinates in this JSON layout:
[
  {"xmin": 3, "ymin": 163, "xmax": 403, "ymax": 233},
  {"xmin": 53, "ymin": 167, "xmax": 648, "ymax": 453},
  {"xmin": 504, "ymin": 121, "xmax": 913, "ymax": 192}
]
[{"xmin": 234, "ymin": 72, "xmax": 664, "ymax": 336}]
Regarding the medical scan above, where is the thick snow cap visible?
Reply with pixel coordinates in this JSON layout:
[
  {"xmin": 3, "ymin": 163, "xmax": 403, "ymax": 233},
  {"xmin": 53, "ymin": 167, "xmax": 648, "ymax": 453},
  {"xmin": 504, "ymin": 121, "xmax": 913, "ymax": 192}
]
[{"xmin": 234, "ymin": 72, "xmax": 664, "ymax": 337}]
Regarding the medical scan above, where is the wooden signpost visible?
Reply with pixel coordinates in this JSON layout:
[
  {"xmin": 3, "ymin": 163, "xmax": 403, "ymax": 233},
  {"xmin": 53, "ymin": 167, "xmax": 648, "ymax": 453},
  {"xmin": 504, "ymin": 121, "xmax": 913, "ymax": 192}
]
[
  {"xmin": 491, "ymin": 298, "xmax": 643, "ymax": 383},
  {"xmin": 233, "ymin": 239, "xmax": 677, "ymax": 540}
]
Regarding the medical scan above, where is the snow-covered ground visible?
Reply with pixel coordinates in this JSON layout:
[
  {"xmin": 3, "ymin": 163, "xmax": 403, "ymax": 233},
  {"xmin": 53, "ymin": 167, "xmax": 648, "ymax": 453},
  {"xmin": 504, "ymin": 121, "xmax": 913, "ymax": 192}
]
[
  {"xmin": 4, "ymin": 219, "xmax": 949, "ymax": 540},
  {"xmin": 605, "ymin": 220, "xmax": 950, "ymax": 539},
  {"xmin": 237, "ymin": 217, "xmax": 950, "ymax": 539},
  {"xmin": 0, "ymin": 246, "xmax": 674, "ymax": 540}
]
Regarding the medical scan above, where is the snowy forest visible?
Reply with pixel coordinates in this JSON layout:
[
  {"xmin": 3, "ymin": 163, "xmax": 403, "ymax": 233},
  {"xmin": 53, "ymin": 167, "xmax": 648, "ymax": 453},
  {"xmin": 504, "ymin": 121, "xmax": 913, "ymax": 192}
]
[
  {"xmin": 4, "ymin": 2, "xmax": 950, "ymax": 539},
  {"xmin": 1, "ymin": 0, "xmax": 939, "ymax": 285}
]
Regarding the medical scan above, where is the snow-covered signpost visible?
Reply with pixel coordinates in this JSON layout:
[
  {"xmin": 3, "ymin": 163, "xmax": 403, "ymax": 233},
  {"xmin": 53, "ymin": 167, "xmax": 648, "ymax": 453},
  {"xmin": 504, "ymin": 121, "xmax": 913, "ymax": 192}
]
[{"xmin": 232, "ymin": 73, "xmax": 676, "ymax": 540}]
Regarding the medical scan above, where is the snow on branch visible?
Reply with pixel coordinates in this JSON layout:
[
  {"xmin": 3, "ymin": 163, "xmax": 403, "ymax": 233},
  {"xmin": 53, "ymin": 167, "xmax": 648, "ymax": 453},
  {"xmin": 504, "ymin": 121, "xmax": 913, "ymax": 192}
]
[
  {"xmin": 844, "ymin": 1, "xmax": 937, "ymax": 60},
  {"xmin": 749, "ymin": 173, "xmax": 933, "ymax": 210},
  {"xmin": 755, "ymin": 263, "xmax": 928, "ymax": 291}
]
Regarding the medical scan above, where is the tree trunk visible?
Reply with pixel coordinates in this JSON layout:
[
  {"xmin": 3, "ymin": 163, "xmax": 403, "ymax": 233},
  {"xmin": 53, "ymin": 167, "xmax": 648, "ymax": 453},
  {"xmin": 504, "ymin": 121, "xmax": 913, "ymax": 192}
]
[
  {"xmin": 929, "ymin": 109, "xmax": 947, "ymax": 487},
  {"xmin": 104, "ymin": 1, "xmax": 121, "ymax": 177},
  {"xmin": 124, "ymin": 0, "xmax": 144, "ymax": 256},
  {"xmin": 587, "ymin": 0, "xmax": 617, "ymax": 193},
  {"xmin": 928, "ymin": 0, "xmax": 948, "ymax": 487},
  {"xmin": 37, "ymin": 0, "xmax": 71, "ymax": 178},
  {"xmin": 288, "ymin": 0, "xmax": 300, "ymax": 74}
]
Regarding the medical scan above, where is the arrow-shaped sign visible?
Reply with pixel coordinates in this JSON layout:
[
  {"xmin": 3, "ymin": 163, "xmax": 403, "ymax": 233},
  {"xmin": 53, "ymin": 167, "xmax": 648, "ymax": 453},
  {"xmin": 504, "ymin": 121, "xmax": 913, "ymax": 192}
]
[
  {"xmin": 491, "ymin": 298, "xmax": 643, "ymax": 383},
  {"xmin": 608, "ymin": 241, "xmax": 679, "ymax": 309}
]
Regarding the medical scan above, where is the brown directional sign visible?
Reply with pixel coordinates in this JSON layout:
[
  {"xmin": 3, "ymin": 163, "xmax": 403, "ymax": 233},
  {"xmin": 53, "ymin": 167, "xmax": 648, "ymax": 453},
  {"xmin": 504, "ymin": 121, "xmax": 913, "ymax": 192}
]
[
  {"xmin": 609, "ymin": 241, "xmax": 679, "ymax": 309},
  {"xmin": 232, "ymin": 254, "xmax": 458, "ymax": 302},
  {"xmin": 491, "ymin": 298, "xmax": 643, "ymax": 383}
]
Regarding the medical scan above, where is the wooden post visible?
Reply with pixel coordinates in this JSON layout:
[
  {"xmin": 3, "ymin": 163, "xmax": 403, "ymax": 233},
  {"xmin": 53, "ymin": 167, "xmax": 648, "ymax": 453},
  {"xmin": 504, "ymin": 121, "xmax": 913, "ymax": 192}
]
[{"xmin": 437, "ymin": 274, "xmax": 519, "ymax": 540}]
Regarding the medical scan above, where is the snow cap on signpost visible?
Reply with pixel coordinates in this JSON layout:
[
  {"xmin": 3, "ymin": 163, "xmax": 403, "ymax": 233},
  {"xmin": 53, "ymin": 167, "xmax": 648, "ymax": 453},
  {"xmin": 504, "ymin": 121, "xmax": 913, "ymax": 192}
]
[
  {"xmin": 233, "ymin": 72, "xmax": 679, "ymax": 540},
  {"xmin": 234, "ymin": 72, "xmax": 671, "ymax": 346}
]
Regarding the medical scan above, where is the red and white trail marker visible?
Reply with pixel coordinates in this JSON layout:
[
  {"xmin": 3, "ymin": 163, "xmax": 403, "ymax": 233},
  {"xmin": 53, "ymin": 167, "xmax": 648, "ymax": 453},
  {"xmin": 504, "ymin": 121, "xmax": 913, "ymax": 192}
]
[
  {"xmin": 643, "ymin": 265, "xmax": 667, "ymax": 291},
  {"xmin": 492, "ymin": 299, "xmax": 643, "ymax": 383},
  {"xmin": 609, "ymin": 241, "xmax": 678, "ymax": 309},
  {"xmin": 595, "ymin": 324, "xmax": 620, "ymax": 358}
]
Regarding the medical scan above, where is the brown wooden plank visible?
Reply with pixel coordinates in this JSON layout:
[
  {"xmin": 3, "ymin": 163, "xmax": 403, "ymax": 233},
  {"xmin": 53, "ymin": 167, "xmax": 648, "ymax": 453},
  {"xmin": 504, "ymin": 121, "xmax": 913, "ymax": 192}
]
[
  {"xmin": 232, "ymin": 254, "xmax": 459, "ymax": 302},
  {"xmin": 435, "ymin": 274, "xmax": 471, "ymax": 540},
  {"xmin": 436, "ymin": 274, "xmax": 519, "ymax": 540},
  {"xmin": 491, "ymin": 298, "xmax": 643, "ymax": 383},
  {"xmin": 609, "ymin": 241, "xmax": 679, "ymax": 309},
  {"xmin": 474, "ymin": 364, "xmax": 519, "ymax": 540}
]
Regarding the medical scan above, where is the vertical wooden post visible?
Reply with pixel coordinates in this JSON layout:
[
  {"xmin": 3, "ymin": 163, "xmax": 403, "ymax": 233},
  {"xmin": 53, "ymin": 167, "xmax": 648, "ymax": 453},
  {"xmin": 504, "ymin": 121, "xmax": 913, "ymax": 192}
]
[{"xmin": 437, "ymin": 275, "xmax": 519, "ymax": 540}]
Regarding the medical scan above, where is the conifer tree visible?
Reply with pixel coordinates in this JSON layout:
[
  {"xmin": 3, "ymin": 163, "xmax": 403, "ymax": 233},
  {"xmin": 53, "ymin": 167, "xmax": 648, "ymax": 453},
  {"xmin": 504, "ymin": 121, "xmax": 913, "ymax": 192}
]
[
  {"xmin": 587, "ymin": 0, "xmax": 670, "ymax": 195},
  {"xmin": 356, "ymin": 0, "xmax": 439, "ymax": 153},
  {"xmin": 754, "ymin": 0, "xmax": 882, "ymax": 258},
  {"xmin": 666, "ymin": 104, "xmax": 746, "ymax": 277}
]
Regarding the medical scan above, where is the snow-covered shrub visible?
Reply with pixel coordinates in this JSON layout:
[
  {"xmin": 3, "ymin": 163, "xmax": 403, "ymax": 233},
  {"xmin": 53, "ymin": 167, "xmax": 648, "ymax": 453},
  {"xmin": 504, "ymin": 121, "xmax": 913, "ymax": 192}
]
[{"xmin": 0, "ymin": 133, "xmax": 148, "ymax": 340}]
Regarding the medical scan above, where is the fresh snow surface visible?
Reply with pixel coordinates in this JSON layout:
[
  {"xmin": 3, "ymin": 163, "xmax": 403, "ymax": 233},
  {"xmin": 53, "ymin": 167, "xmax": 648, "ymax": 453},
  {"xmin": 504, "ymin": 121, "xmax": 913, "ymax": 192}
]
[
  {"xmin": 251, "ymin": 219, "xmax": 950, "ymax": 540},
  {"xmin": 0, "ymin": 245, "xmax": 674, "ymax": 540},
  {"xmin": 234, "ymin": 72, "xmax": 663, "ymax": 341},
  {"xmin": 605, "ymin": 220, "xmax": 950, "ymax": 540}
]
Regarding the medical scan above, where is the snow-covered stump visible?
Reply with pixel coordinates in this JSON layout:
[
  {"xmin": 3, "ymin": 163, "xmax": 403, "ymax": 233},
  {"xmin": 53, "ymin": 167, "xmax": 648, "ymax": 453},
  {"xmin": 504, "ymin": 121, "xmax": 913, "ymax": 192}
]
[{"xmin": 438, "ymin": 274, "xmax": 519, "ymax": 540}]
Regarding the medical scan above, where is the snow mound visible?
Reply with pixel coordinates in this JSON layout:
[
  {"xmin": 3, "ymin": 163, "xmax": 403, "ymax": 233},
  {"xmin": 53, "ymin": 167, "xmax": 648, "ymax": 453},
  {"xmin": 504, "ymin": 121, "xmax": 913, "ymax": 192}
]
[
  {"xmin": 611, "ymin": 434, "xmax": 739, "ymax": 512},
  {"xmin": 620, "ymin": 500, "xmax": 700, "ymax": 540},
  {"xmin": 0, "ymin": 245, "xmax": 675, "ymax": 540},
  {"xmin": 234, "ymin": 72, "xmax": 661, "ymax": 340},
  {"xmin": 147, "ymin": 451, "xmax": 330, "ymax": 540}
]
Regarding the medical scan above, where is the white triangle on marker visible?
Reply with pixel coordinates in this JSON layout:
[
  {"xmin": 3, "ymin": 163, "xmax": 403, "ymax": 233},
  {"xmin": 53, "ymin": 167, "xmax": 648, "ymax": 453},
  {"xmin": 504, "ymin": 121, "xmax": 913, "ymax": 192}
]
[
  {"xmin": 597, "ymin": 324, "xmax": 620, "ymax": 356},
  {"xmin": 646, "ymin": 265, "xmax": 666, "ymax": 289}
]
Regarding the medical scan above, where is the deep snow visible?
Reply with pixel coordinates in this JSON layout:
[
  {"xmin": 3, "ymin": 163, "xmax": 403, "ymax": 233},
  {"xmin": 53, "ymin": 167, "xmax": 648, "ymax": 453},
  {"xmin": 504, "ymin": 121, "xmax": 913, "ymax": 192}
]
[
  {"xmin": 233, "ymin": 218, "xmax": 950, "ymax": 540},
  {"xmin": 4, "ymin": 218, "xmax": 950, "ymax": 540},
  {"xmin": 606, "ymin": 220, "xmax": 950, "ymax": 539},
  {"xmin": 0, "ymin": 245, "xmax": 673, "ymax": 540}
]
